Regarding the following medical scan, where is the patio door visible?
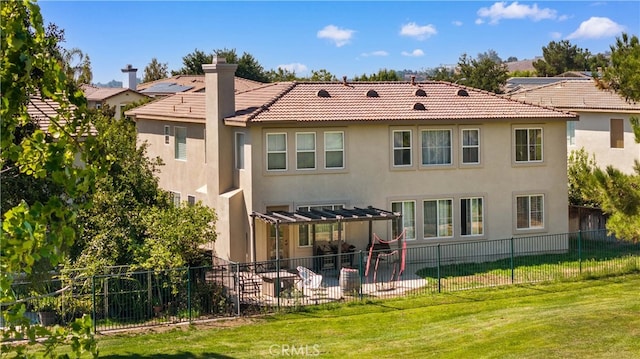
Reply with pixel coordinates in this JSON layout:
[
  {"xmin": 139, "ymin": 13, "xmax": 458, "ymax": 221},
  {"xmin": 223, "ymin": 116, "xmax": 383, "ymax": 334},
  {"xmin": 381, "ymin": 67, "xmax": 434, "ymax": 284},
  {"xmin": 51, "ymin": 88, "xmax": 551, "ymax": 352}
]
[{"xmin": 266, "ymin": 206, "xmax": 290, "ymax": 262}]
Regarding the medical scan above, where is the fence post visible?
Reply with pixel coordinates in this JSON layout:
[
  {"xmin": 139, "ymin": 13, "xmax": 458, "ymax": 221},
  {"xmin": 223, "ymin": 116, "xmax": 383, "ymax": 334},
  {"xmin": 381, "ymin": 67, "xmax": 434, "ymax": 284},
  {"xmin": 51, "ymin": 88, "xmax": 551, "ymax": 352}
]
[
  {"xmin": 578, "ymin": 230, "xmax": 582, "ymax": 274},
  {"xmin": 187, "ymin": 267, "xmax": 192, "ymax": 322},
  {"xmin": 437, "ymin": 244, "xmax": 441, "ymax": 293},
  {"xmin": 358, "ymin": 250, "xmax": 363, "ymax": 301},
  {"xmin": 235, "ymin": 263, "xmax": 240, "ymax": 317},
  {"xmin": 510, "ymin": 238, "xmax": 514, "ymax": 284},
  {"xmin": 92, "ymin": 275, "xmax": 97, "ymax": 333}
]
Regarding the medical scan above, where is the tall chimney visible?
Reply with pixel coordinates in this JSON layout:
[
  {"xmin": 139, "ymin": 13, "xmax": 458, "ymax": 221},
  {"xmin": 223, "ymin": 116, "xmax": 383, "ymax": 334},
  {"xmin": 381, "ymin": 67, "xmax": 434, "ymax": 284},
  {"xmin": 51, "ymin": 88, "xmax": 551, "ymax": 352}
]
[
  {"xmin": 121, "ymin": 64, "xmax": 137, "ymax": 90},
  {"xmin": 203, "ymin": 57, "xmax": 238, "ymax": 197}
]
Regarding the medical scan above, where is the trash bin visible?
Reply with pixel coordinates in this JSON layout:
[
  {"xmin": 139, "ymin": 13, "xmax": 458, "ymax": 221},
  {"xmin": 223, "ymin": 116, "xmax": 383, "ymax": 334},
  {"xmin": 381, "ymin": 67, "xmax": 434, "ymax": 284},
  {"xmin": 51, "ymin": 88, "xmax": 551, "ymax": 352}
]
[{"xmin": 339, "ymin": 267, "xmax": 361, "ymax": 296}]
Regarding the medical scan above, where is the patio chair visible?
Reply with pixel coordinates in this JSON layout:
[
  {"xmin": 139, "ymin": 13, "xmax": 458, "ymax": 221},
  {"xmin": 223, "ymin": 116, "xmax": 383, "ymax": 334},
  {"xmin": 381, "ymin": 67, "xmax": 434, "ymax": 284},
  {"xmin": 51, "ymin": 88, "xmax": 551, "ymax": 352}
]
[{"xmin": 296, "ymin": 266, "xmax": 325, "ymax": 297}]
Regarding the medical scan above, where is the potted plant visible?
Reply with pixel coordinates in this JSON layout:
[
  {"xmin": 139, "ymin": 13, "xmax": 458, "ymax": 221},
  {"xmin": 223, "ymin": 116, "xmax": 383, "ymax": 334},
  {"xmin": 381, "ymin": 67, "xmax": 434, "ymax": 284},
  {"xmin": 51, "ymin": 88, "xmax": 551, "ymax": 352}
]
[{"xmin": 34, "ymin": 296, "xmax": 58, "ymax": 326}]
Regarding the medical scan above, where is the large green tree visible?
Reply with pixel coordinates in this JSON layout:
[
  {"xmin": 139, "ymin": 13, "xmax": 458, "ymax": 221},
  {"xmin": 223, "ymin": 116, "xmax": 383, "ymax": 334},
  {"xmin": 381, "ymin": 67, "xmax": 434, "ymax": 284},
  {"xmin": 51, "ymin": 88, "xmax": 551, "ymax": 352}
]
[
  {"xmin": 456, "ymin": 53, "xmax": 509, "ymax": 93},
  {"xmin": 532, "ymin": 40, "xmax": 591, "ymax": 76},
  {"xmin": 172, "ymin": 48, "xmax": 270, "ymax": 83},
  {"xmin": 142, "ymin": 57, "xmax": 168, "ymax": 82},
  {"xmin": 171, "ymin": 48, "xmax": 212, "ymax": 75},
  {"xmin": 591, "ymin": 33, "xmax": 640, "ymax": 241},
  {"xmin": 352, "ymin": 69, "xmax": 400, "ymax": 81},
  {"xmin": 1, "ymin": 1, "xmax": 99, "ymax": 356}
]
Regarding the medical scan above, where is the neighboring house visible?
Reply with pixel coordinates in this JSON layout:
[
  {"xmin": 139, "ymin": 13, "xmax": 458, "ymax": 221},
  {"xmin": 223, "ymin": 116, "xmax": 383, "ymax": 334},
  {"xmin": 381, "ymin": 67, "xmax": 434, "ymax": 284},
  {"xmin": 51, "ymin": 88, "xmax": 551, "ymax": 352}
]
[
  {"xmin": 504, "ymin": 76, "xmax": 592, "ymax": 94},
  {"xmin": 126, "ymin": 57, "xmax": 577, "ymax": 264},
  {"xmin": 81, "ymin": 84, "xmax": 149, "ymax": 119},
  {"xmin": 506, "ymin": 80, "xmax": 640, "ymax": 174},
  {"xmin": 136, "ymin": 75, "xmax": 264, "ymax": 98}
]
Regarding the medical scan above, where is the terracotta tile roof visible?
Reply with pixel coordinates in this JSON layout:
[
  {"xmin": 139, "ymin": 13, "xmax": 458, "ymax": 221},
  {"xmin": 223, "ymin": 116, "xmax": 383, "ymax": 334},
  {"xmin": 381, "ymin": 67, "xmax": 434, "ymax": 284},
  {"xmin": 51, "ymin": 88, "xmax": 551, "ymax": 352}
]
[
  {"xmin": 27, "ymin": 96, "xmax": 97, "ymax": 135},
  {"xmin": 505, "ymin": 80, "xmax": 640, "ymax": 111},
  {"xmin": 136, "ymin": 75, "xmax": 264, "ymax": 95},
  {"xmin": 127, "ymin": 81, "xmax": 577, "ymax": 125},
  {"xmin": 237, "ymin": 81, "xmax": 576, "ymax": 124},
  {"xmin": 80, "ymin": 84, "xmax": 139, "ymax": 101}
]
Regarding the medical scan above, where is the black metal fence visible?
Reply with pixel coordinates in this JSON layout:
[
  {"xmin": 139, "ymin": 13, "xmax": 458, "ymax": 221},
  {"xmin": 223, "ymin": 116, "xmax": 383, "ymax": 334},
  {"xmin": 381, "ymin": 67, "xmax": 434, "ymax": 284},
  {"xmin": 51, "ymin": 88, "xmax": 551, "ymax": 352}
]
[{"xmin": 4, "ymin": 230, "xmax": 639, "ymax": 332}]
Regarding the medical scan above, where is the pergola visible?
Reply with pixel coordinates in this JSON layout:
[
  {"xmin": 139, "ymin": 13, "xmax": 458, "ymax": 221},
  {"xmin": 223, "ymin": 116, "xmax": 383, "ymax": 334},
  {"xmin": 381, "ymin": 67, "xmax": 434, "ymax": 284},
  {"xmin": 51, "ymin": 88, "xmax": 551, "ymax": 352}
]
[{"xmin": 250, "ymin": 206, "xmax": 400, "ymax": 264}]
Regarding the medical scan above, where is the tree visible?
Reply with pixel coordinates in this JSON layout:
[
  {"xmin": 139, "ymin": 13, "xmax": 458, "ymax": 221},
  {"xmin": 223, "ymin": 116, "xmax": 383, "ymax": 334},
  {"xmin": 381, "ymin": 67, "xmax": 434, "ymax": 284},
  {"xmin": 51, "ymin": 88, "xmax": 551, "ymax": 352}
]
[
  {"xmin": 171, "ymin": 48, "xmax": 213, "ymax": 75},
  {"xmin": 143, "ymin": 57, "xmax": 169, "ymax": 82},
  {"xmin": 532, "ymin": 40, "xmax": 590, "ymax": 76},
  {"xmin": 567, "ymin": 148, "xmax": 601, "ymax": 208},
  {"xmin": 477, "ymin": 49, "xmax": 502, "ymax": 63},
  {"xmin": 598, "ymin": 33, "xmax": 640, "ymax": 103},
  {"xmin": 266, "ymin": 67, "xmax": 297, "ymax": 82},
  {"xmin": 352, "ymin": 69, "xmax": 400, "ymax": 81},
  {"xmin": 309, "ymin": 69, "xmax": 337, "ymax": 81},
  {"xmin": 457, "ymin": 53, "xmax": 509, "ymax": 93},
  {"xmin": 506, "ymin": 56, "xmax": 518, "ymax": 62},
  {"xmin": 60, "ymin": 47, "xmax": 93, "ymax": 85},
  {"xmin": 426, "ymin": 66, "xmax": 455, "ymax": 81},
  {"xmin": 590, "ymin": 33, "xmax": 640, "ymax": 241},
  {"xmin": 1, "ymin": 1, "xmax": 99, "ymax": 356}
]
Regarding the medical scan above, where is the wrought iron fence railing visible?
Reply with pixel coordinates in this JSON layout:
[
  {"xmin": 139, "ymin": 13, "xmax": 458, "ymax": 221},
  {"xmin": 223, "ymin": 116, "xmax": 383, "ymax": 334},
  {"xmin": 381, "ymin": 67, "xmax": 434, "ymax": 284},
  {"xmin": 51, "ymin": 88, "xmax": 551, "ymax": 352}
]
[{"xmin": 3, "ymin": 229, "xmax": 638, "ymax": 332}]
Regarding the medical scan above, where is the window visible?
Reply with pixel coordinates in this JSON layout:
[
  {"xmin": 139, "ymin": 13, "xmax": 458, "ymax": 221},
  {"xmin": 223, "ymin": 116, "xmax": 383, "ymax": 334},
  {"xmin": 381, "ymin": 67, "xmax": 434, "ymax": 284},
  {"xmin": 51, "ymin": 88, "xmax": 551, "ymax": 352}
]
[
  {"xmin": 461, "ymin": 129, "xmax": 480, "ymax": 164},
  {"xmin": 516, "ymin": 194, "xmax": 544, "ymax": 229},
  {"xmin": 164, "ymin": 126, "xmax": 170, "ymax": 145},
  {"xmin": 187, "ymin": 195, "xmax": 196, "ymax": 206},
  {"xmin": 515, "ymin": 128, "xmax": 542, "ymax": 162},
  {"xmin": 391, "ymin": 201, "xmax": 416, "ymax": 240},
  {"xmin": 610, "ymin": 118, "xmax": 624, "ymax": 148},
  {"xmin": 174, "ymin": 126, "xmax": 187, "ymax": 160},
  {"xmin": 423, "ymin": 199, "xmax": 453, "ymax": 238},
  {"xmin": 460, "ymin": 197, "xmax": 483, "ymax": 236},
  {"xmin": 296, "ymin": 132, "xmax": 316, "ymax": 170},
  {"xmin": 235, "ymin": 132, "xmax": 245, "ymax": 169},
  {"xmin": 298, "ymin": 204, "xmax": 344, "ymax": 246},
  {"xmin": 393, "ymin": 130, "xmax": 412, "ymax": 167},
  {"xmin": 170, "ymin": 192, "xmax": 181, "ymax": 207},
  {"xmin": 421, "ymin": 129, "xmax": 452, "ymax": 165},
  {"xmin": 567, "ymin": 121, "xmax": 576, "ymax": 147},
  {"xmin": 267, "ymin": 133, "xmax": 287, "ymax": 171},
  {"xmin": 325, "ymin": 132, "xmax": 344, "ymax": 169}
]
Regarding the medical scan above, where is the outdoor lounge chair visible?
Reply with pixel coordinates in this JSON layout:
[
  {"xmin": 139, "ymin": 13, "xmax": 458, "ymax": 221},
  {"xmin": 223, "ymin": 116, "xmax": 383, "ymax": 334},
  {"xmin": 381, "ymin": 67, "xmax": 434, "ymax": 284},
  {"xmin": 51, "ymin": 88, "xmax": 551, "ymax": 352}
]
[{"xmin": 296, "ymin": 266, "xmax": 324, "ymax": 297}]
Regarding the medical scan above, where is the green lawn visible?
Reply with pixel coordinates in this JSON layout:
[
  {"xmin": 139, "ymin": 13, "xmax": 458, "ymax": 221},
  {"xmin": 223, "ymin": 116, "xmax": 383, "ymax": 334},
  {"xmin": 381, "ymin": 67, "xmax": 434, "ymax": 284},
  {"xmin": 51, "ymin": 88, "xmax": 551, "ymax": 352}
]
[{"xmin": 61, "ymin": 274, "xmax": 640, "ymax": 358}]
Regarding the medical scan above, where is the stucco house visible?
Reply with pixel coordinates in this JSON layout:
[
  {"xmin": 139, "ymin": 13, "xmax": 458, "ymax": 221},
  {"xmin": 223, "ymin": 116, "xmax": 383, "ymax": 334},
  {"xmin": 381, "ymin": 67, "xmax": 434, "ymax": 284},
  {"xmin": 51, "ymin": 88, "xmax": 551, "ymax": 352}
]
[
  {"xmin": 81, "ymin": 84, "xmax": 148, "ymax": 120},
  {"xmin": 126, "ymin": 57, "xmax": 577, "ymax": 264},
  {"xmin": 506, "ymin": 80, "xmax": 640, "ymax": 174}
]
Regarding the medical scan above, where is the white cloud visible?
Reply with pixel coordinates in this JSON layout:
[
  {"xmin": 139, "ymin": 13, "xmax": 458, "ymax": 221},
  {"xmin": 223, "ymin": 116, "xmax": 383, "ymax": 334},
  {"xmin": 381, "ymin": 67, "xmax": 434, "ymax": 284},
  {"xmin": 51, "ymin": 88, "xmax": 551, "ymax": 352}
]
[
  {"xmin": 400, "ymin": 22, "xmax": 437, "ymax": 40},
  {"xmin": 558, "ymin": 14, "xmax": 569, "ymax": 22},
  {"xmin": 452, "ymin": 20, "xmax": 463, "ymax": 26},
  {"xmin": 361, "ymin": 51, "xmax": 389, "ymax": 57},
  {"xmin": 477, "ymin": 2, "xmax": 558, "ymax": 24},
  {"xmin": 550, "ymin": 31, "xmax": 562, "ymax": 39},
  {"xmin": 566, "ymin": 17, "xmax": 625, "ymax": 39},
  {"xmin": 317, "ymin": 25, "xmax": 355, "ymax": 47},
  {"xmin": 277, "ymin": 63, "xmax": 308, "ymax": 74},
  {"xmin": 475, "ymin": 18, "xmax": 485, "ymax": 25},
  {"xmin": 401, "ymin": 49, "xmax": 425, "ymax": 57}
]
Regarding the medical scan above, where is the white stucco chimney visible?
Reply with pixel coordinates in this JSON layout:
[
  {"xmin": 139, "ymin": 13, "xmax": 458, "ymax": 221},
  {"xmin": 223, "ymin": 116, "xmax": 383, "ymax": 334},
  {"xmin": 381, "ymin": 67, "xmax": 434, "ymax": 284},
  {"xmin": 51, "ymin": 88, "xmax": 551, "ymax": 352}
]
[{"xmin": 121, "ymin": 64, "xmax": 138, "ymax": 90}]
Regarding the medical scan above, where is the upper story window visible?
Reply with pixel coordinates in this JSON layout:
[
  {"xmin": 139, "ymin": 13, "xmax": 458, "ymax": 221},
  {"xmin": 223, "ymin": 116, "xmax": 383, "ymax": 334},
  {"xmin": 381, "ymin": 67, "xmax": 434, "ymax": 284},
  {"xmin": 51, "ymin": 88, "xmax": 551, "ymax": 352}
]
[
  {"xmin": 296, "ymin": 132, "xmax": 316, "ymax": 170},
  {"xmin": 461, "ymin": 129, "xmax": 480, "ymax": 164},
  {"xmin": 514, "ymin": 128, "xmax": 542, "ymax": 163},
  {"xmin": 516, "ymin": 194, "xmax": 544, "ymax": 229},
  {"xmin": 421, "ymin": 129, "xmax": 452, "ymax": 166},
  {"xmin": 164, "ymin": 125, "xmax": 170, "ymax": 145},
  {"xmin": 391, "ymin": 200, "xmax": 416, "ymax": 240},
  {"xmin": 170, "ymin": 191, "xmax": 181, "ymax": 207},
  {"xmin": 174, "ymin": 126, "xmax": 187, "ymax": 161},
  {"xmin": 267, "ymin": 133, "xmax": 287, "ymax": 171},
  {"xmin": 567, "ymin": 121, "xmax": 576, "ymax": 147},
  {"xmin": 423, "ymin": 199, "xmax": 453, "ymax": 238},
  {"xmin": 460, "ymin": 197, "xmax": 483, "ymax": 236},
  {"xmin": 393, "ymin": 130, "xmax": 412, "ymax": 167},
  {"xmin": 235, "ymin": 132, "xmax": 245, "ymax": 170},
  {"xmin": 324, "ymin": 131, "xmax": 344, "ymax": 169},
  {"xmin": 610, "ymin": 118, "xmax": 624, "ymax": 149}
]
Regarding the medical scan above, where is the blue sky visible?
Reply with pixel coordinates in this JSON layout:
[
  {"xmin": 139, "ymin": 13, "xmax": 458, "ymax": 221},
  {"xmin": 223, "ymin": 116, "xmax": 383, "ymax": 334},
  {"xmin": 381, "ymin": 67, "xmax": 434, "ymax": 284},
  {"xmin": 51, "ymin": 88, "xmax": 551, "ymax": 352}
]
[{"xmin": 38, "ymin": 1, "xmax": 639, "ymax": 84}]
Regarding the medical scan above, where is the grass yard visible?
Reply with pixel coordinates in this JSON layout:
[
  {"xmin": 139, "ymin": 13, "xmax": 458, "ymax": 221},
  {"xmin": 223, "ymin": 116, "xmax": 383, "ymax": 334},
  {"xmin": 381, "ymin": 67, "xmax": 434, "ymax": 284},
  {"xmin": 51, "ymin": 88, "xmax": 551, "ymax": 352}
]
[{"xmin": 50, "ymin": 274, "xmax": 640, "ymax": 358}]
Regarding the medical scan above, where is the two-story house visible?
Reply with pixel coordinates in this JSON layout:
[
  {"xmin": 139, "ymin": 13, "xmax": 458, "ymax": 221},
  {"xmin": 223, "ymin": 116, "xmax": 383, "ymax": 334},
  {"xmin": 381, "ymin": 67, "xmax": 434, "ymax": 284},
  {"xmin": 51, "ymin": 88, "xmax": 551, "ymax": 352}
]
[
  {"xmin": 126, "ymin": 57, "xmax": 577, "ymax": 264},
  {"xmin": 506, "ymin": 80, "xmax": 640, "ymax": 175}
]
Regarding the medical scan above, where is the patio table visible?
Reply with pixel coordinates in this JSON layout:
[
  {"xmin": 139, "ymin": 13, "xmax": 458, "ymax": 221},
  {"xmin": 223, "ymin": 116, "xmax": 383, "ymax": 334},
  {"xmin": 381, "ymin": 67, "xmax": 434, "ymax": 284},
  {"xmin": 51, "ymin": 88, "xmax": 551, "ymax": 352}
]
[{"xmin": 261, "ymin": 271, "xmax": 299, "ymax": 297}]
